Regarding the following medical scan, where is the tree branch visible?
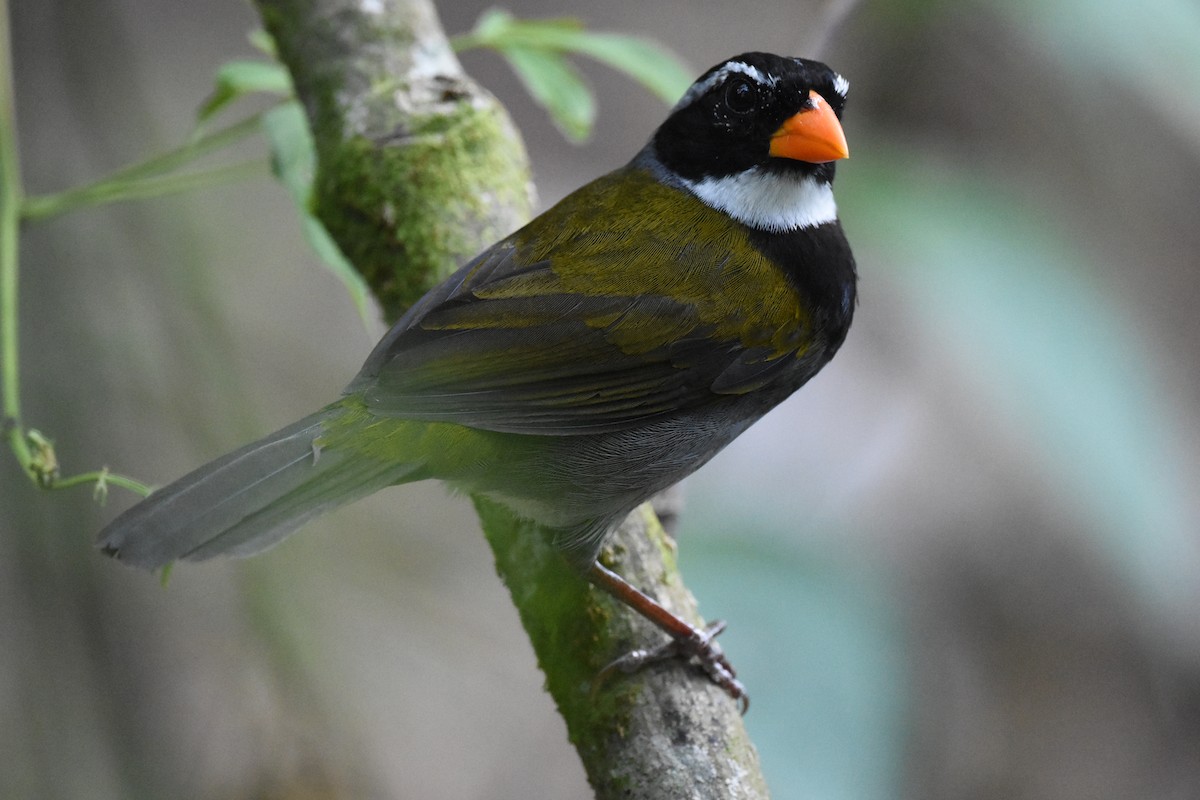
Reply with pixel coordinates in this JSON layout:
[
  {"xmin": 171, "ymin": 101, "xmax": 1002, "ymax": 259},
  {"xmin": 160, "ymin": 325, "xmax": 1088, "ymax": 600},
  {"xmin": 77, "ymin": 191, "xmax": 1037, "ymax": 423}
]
[
  {"xmin": 253, "ymin": 1, "xmax": 767, "ymax": 796},
  {"xmin": 256, "ymin": 0, "xmax": 532, "ymax": 320}
]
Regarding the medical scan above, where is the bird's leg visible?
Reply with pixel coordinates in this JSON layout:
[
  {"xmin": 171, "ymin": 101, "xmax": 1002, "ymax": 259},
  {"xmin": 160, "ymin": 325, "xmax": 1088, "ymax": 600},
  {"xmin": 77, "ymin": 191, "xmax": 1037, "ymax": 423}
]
[{"xmin": 587, "ymin": 561, "xmax": 748, "ymax": 712}]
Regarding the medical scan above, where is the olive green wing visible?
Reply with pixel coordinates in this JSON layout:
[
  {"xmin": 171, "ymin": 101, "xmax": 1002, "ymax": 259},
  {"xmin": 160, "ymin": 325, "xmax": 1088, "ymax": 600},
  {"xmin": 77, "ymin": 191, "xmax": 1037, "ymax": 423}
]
[{"xmin": 347, "ymin": 233, "xmax": 803, "ymax": 436}]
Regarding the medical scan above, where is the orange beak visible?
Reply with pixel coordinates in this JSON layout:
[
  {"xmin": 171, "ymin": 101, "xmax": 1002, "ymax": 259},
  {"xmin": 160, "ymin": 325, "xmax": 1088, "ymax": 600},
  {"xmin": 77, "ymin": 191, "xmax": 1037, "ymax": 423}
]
[{"xmin": 768, "ymin": 90, "xmax": 849, "ymax": 163}]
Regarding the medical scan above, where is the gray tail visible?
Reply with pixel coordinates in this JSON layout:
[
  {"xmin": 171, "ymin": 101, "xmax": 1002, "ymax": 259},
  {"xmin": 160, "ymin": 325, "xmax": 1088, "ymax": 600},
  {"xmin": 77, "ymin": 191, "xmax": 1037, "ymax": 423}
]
[{"xmin": 98, "ymin": 403, "xmax": 412, "ymax": 570}]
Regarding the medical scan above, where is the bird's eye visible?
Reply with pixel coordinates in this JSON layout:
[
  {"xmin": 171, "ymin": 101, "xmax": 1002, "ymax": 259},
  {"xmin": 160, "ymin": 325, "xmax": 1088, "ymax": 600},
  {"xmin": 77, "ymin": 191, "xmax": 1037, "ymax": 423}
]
[{"xmin": 723, "ymin": 79, "xmax": 757, "ymax": 114}]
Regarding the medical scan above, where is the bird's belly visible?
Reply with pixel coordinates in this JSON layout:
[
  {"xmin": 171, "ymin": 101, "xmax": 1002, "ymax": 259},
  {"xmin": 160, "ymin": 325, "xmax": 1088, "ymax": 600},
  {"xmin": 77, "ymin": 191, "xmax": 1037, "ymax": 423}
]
[{"xmin": 461, "ymin": 398, "xmax": 764, "ymax": 534}]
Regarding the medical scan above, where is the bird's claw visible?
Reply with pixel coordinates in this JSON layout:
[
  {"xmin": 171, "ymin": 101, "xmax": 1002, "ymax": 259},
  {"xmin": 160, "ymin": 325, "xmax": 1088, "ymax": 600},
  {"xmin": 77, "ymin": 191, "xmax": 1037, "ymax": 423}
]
[{"xmin": 595, "ymin": 619, "xmax": 749, "ymax": 713}]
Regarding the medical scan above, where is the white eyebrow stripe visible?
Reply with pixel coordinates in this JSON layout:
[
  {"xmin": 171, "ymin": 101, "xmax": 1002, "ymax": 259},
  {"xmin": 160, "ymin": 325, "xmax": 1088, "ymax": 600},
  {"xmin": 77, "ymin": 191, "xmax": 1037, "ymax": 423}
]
[
  {"xmin": 675, "ymin": 61, "xmax": 778, "ymax": 109},
  {"xmin": 832, "ymin": 73, "xmax": 850, "ymax": 98}
]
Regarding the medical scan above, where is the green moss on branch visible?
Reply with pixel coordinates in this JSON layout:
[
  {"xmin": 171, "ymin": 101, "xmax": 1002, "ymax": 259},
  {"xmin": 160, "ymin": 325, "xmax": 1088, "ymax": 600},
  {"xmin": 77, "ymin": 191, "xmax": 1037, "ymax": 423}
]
[{"xmin": 258, "ymin": 0, "xmax": 531, "ymax": 320}]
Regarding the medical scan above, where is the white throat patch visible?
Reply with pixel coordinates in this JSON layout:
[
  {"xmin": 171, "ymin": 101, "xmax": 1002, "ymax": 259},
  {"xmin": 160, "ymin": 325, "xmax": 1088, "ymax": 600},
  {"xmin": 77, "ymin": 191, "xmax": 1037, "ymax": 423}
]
[{"xmin": 681, "ymin": 170, "xmax": 838, "ymax": 232}]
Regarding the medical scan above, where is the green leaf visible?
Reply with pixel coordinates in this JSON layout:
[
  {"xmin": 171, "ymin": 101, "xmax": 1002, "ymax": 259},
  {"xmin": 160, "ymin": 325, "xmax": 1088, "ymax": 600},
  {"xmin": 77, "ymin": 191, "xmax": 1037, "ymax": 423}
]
[
  {"xmin": 198, "ymin": 60, "xmax": 292, "ymax": 124},
  {"xmin": 247, "ymin": 28, "xmax": 278, "ymax": 58},
  {"xmin": 840, "ymin": 149, "xmax": 1198, "ymax": 612},
  {"xmin": 261, "ymin": 103, "xmax": 374, "ymax": 329},
  {"xmin": 548, "ymin": 31, "xmax": 693, "ymax": 106},
  {"xmin": 454, "ymin": 9, "xmax": 692, "ymax": 138},
  {"xmin": 1003, "ymin": 0, "xmax": 1200, "ymax": 151},
  {"xmin": 500, "ymin": 45, "xmax": 595, "ymax": 141}
]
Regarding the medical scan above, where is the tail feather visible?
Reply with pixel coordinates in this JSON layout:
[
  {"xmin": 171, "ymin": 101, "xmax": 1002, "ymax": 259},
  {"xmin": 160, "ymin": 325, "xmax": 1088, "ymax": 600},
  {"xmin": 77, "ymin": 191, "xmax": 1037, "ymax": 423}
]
[{"xmin": 98, "ymin": 403, "xmax": 416, "ymax": 569}]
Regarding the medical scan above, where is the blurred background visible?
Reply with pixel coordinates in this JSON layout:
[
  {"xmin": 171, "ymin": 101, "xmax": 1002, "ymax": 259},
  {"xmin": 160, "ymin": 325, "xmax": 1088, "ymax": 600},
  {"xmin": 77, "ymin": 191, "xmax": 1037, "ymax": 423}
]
[{"xmin": 4, "ymin": 0, "xmax": 1200, "ymax": 797}]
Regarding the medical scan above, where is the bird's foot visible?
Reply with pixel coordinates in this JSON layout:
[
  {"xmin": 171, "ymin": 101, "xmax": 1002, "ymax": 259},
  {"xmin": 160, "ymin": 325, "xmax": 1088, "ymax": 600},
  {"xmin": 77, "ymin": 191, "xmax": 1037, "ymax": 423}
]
[
  {"xmin": 587, "ymin": 561, "xmax": 749, "ymax": 711},
  {"xmin": 596, "ymin": 619, "xmax": 749, "ymax": 713}
]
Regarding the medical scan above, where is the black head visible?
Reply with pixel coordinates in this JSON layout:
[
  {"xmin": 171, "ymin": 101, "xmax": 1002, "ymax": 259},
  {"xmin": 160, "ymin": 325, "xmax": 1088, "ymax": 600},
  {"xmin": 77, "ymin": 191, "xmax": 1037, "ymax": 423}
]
[{"xmin": 651, "ymin": 53, "xmax": 849, "ymax": 187}]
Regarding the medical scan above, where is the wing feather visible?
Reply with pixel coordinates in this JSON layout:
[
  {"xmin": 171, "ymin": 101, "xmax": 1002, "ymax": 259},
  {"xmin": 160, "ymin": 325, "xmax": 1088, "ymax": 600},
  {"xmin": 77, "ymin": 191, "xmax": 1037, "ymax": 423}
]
[{"xmin": 346, "ymin": 169, "xmax": 810, "ymax": 435}]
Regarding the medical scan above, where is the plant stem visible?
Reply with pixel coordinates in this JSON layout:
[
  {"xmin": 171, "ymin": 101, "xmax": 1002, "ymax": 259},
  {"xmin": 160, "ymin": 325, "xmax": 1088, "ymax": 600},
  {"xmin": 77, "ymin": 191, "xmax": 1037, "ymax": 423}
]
[
  {"xmin": 0, "ymin": 2, "xmax": 153, "ymax": 499},
  {"xmin": 22, "ymin": 158, "xmax": 268, "ymax": 221},
  {"xmin": 0, "ymin": 0, "xmax": 32, "ymax": 475},
  {"xmin": 52, "ymin": 469, "xmax": 152, "ymax": 498},
  {"xmin": 21, "ymin": 109, "xmax": 274, "ymax": 222}
]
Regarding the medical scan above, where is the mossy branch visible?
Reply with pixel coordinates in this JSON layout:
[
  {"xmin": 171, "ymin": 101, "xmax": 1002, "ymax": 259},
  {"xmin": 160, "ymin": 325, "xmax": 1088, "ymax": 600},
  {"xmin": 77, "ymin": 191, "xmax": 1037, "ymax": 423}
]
[
  {"xmin": 252, "ymin": 1, "xmax": 766, "ymax": 796},
  {"xmin": 255, "ymin": 0, "xmax": 532, "ymax": 321}
]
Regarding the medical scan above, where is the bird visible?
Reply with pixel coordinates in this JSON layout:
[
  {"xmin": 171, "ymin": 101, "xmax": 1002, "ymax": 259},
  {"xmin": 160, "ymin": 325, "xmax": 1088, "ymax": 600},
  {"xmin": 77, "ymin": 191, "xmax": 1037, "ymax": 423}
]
[{"xmin": 98, "ymin": 52, "xmax": 855, "ymax": 708}]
